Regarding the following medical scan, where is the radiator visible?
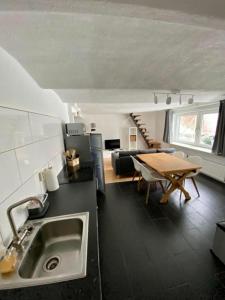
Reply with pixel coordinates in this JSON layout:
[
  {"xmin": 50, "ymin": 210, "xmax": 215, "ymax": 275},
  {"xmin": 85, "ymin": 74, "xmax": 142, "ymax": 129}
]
[{"xmin": 201, "ymin": 158, "xmax": 225, "ymax": 183}]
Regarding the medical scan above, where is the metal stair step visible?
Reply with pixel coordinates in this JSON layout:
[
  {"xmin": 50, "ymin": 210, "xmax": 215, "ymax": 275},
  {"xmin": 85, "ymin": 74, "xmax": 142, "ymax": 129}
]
[
  {"xmin": 130, "ymin": 113, "xmax": 141, "ymax": 118},
  {"xmin": 130, "ymin": 113, "xmax": 161, "ymax": 149}
]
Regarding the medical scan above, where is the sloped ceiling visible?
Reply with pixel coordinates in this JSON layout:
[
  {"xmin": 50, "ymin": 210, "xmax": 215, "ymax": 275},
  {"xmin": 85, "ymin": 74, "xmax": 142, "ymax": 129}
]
[{"xmin": 0, "ymin": 0, "xmax": 225, "ymax": 113}]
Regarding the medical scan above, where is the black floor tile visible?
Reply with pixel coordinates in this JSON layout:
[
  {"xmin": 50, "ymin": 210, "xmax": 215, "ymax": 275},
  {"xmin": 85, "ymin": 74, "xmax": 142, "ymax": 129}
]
[
  {"xmin": 216, "ymin": 271, "xmax": 225, "ymax": 288},
  {"xmin": 98, "ymin": 175, "xmax": 225, "ymax": 300}
]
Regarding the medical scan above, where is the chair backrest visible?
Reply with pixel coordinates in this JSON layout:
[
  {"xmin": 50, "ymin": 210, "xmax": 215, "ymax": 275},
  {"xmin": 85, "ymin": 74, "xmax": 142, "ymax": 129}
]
[
  {"xmin": 187, "ymin": 156, "xmax": 202, "ymax": 175},
  {"xmin": 130, "ymin": 156, "xmax": 142, "ymax": 172},
  {"xmin": 172, "ymin": 151, "xmax": 186, "ymax": 159},
  {"xmin": 140, "ymin": 164, "xmax": 162, "ymax": 182},
  {"xmin": 140, "ymin": 165, "xmax": 153, "ymax": 181}
]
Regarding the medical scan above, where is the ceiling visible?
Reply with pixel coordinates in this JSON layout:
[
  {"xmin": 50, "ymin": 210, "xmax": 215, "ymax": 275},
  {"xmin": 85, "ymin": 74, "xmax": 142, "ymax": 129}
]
[
  {"xmin": 0, "ymin": 0, "xmax": 225, "ymax": 113},
  {"xmin": 56, "ymin": 89, "xmax": 224, "ymax": 113},
  {"xmin": 1, "ymin": 0, "xmax": 225, "ymax": 20}
]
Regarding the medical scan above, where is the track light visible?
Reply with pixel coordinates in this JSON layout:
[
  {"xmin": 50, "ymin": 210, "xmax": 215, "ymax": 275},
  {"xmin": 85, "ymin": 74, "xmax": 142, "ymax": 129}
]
[
  {"xmin": 152, "ymin": 92, "xmax": 194, "ymax": 105},
  {"xmin": 166, "ymin": 95, "xmax": 172, "ymax": 105},
  {"xmin": 188, "ymin": 96, "xmax": 194, "ymax": 104}
]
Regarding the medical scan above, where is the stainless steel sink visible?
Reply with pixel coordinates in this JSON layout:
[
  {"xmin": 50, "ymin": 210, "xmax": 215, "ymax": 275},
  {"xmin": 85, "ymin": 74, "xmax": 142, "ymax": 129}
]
[{"xmin": 0, "ymin": 212, "xmax": 89, "ymax": 289}]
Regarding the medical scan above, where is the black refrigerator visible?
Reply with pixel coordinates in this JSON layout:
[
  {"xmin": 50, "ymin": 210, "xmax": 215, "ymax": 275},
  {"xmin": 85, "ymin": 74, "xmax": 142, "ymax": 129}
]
[
  {"xmin": 90, "ymin": 133, "xmax": 105, "ymax": 194},
  {"xmin": 64, "ymin": 132, "xmax": 105, "ymax": 194}
]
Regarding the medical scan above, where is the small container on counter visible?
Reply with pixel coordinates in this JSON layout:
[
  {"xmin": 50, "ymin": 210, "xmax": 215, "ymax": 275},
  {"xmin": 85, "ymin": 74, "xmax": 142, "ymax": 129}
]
[
  {"xmin": 64, "ymin": 149, "xmax": 80, "ymax": 169},
  {"xmin": 0, "ymin": 247, "xmax": 17, "ymax": 275}
]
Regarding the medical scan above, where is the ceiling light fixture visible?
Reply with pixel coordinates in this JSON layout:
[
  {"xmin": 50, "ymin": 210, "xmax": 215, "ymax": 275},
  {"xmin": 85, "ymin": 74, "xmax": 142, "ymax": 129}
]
[
  {"xmin": 153, "ymin": 92, "xmax": 195, "ymax": 106},
  {"xmin": 179, "ymin": 95, "xmax": 182, "ymax": 105},
  {"xmin": 166, "ymin": 95, "xmax": 172, "ymax": 105},
  {"xmin": 188, "ymin": 96, "xmax": 194, "ymax": 104}
]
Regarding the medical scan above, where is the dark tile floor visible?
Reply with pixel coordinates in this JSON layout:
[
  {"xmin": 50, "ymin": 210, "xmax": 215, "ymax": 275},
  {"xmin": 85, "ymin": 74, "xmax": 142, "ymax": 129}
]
[{"xmin": 98, "ymin": 175, "xmax": 225, "ymax": 300}]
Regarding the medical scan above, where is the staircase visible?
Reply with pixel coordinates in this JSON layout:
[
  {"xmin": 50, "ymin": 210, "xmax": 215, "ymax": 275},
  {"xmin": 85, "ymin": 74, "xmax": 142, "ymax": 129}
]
[{"xmin": 130, "ymin": 113, "xmax": 161, "ymax": 149}]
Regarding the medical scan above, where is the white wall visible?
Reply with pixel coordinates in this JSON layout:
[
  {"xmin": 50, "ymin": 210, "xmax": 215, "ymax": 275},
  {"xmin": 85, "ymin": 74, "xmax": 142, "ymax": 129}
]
[
  {"xmin": 0, "ymin": 47, "xmax": 69, "ymax": 121},
  {"xmin": 141, "ymin": 110, "xmax": 167, "ymax": 144},
  {"xmin": 83, "ymin": 113, "xmax": 147, "ymax": 149},
  {"xmin": 139, "ymin": 111, "xmax": 161, "ymax": 140},
  {"xmin": 0, "ymin": 47, "xmax": 69, "ymax": 247},
  {"xmin": 83, "ymin": 111, "xmax": 165, "ymax": 149}
]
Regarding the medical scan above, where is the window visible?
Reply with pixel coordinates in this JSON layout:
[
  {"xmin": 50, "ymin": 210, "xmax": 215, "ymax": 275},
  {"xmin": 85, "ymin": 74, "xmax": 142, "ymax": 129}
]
[
  {"xmin": 177, "ymin": 114, "xmax": 197, "ymax": 143},
  {"xmin": 173, "ymin": 107, "xmax": 219, "ymax": 149},
  {"xmin": 200, "ymin": 113, "xmax": 218, "ymax": 147}
]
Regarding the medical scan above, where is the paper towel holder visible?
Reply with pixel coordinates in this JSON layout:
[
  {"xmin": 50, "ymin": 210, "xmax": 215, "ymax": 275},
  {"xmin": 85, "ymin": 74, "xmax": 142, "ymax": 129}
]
[{"xmin": 44, "ymin": 165, "xmax": 59, "ymax": 192}]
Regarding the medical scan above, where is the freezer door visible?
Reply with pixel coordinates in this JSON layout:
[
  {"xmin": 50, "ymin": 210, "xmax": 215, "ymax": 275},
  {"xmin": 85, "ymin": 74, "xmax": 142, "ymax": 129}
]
[
  {"xmin": 92, "ymin": 149, "xmax": 105, "ymax": 193},
  {"xmin": 64, "ymin": 135, "xmax": 92, "ymax": 163},
  {"xmin": 90, "ymin": 133, "xmax": 103, "ymax": 149}
]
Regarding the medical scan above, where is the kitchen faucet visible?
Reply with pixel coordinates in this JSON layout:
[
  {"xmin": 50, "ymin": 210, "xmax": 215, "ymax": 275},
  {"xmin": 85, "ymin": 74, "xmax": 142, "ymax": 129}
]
[{"xmin": 7, "ymin": 196, "xmax": 44, "ymax": 248}]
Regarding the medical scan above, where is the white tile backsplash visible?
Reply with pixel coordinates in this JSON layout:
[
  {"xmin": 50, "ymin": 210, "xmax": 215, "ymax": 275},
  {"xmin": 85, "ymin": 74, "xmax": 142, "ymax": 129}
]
[
  {"xmin": 0, "ymin": 107, "xmax": 65, "ymax": 246},
  {"xmin": 42, "ymin": 136, "xmax": 63, "ymax": 162},
  {"xmin": 50, "ymin": 153, "xmax": 65, "ymax": 175},
  {"xmin": 0, "ymin": 107, "xmax": 32, "ymax": 153},
  {"xmin": 29, "ymin": 113, "xmax": 62, "ymax": 141},
  {"xmin": 0, "ymin": 150, "xmax": 22, "ymax": 201},
  {"xmin": 0, "ymin": 174, "xmax": 42, "ymax": 246},
  {"xmin": 15, "ymin": 136, "xmax": 63, "ymax": 182},
  {"xmin": 15, "ymin": 141, "xmax": 45, "ymax": 182}
]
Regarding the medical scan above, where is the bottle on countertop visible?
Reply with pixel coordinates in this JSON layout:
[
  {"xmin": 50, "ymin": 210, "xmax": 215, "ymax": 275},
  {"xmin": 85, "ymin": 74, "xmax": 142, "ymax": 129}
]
[
  {"xmin": 0, "ymin": 246, "xmax": 17, "ymax": 274},
  {"xmin": 44, "ymin": 165, "xmax": 59, "ymax": 192}
]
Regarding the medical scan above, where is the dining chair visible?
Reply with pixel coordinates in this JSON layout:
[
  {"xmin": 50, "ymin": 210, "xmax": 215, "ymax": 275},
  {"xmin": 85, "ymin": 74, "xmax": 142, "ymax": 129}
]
[
  {"xmin": 140, "ymin": 164, "xmax": 166, "ymax": 205},
  {"xmin": 166, "ymin": 151, "xmax": 187, "ymax": 189},
  {"xmin": 179, "ymin": 155, "xmax": 202, "ymax": 201},
  {"xmin": 185, "ymin": 156, "xmax": 202, "ymax": 197},
  {"xmin": 172, "ymin": 151, "xmax": 186, "ymax": 159},
  {"xmin": 130, "ymin": 156, "xmax": 143, "ymax": 190}
]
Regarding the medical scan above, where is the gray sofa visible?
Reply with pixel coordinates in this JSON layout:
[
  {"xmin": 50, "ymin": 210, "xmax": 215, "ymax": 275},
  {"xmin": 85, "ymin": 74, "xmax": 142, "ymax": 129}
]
[{"xmin": 111, "ymin": 148, "xmax": 176, "ymax": 176}]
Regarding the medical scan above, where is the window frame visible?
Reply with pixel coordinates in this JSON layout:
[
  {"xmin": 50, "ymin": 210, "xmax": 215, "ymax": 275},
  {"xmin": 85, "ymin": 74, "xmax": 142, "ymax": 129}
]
[
  {"xmin": 173, "ymin": 112, "xmax": 198, "ymax": 146},
  {"xmin": 198, "ymin": 110, "xmax": 219, "ymax": 149},
  {"xmin": 172, "ymin": 106, "xmax": 219, "ymax": 150}
]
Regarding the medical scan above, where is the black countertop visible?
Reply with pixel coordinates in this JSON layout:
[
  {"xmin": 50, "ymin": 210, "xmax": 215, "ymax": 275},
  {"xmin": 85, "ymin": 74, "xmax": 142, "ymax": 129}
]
[
  {"xmin": 0, "ymin": 172, "xmax": 101, "ymax": 300},
  {"xmin": 58, "ymin": 163, "xmax": 94, "ymax": 185}
]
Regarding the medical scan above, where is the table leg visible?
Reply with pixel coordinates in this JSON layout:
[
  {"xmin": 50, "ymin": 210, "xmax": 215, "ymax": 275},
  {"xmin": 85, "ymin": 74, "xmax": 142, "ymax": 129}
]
[
  {"xmin": 160, "ymin": 174, "xmax": 191, "ymax": 204},
  {"xmin": 178, "ymin": 179, "xmax": 191, "ymax": 201},
  {"xmin": 160, "ymin": 181, "xmax": 177, "ymax": 204}
]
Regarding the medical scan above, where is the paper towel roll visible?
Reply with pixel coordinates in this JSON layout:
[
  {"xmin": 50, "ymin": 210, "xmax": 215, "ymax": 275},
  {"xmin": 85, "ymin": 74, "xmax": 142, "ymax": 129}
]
[{"xmin": 45, "ymin": 167, "xmax": 59, "ymax": 192}]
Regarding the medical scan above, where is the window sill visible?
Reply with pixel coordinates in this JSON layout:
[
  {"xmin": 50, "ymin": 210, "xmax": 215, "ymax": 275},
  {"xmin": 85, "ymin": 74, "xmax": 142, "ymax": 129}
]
[{"xmin": 171, "ymin": 142, "xmax": 212, "ymax": 154}]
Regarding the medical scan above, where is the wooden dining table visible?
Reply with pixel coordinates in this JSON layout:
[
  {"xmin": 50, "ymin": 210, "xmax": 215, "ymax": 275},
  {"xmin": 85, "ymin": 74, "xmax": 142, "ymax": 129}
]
[{"xmin": 137, "ymin": 153, "xmax": 202, "ymax": 204}]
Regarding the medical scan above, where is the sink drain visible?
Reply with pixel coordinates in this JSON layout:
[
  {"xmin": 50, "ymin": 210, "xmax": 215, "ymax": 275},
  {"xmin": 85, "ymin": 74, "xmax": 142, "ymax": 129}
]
[{"xmin": 43, "ymin": 256, "xmax": 60, "ymax": 272}]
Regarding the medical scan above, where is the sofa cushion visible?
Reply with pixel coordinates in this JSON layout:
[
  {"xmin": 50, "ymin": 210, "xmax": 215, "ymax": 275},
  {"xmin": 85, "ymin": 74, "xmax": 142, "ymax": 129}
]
[
  {"xmin": 111, "ymin": 151, "xmax": 119, "ymax": 160},
  {"xmin": 111, "ymin": 152, "xmax": 120, "ymax": 175},
  {"xmin": 118, "ymin": 156, "xmax": 135, "ymax": 175},
  {"xmin": 111, "ymin": 147, "xmax": 176, "ymax": 176},
  {"xmin": 118, "ymin": 150, "xmax": 140, "ymax": 158},
  {"xmin": 157, "ymin": 148, "xmax": 176, "ymax": 153}
]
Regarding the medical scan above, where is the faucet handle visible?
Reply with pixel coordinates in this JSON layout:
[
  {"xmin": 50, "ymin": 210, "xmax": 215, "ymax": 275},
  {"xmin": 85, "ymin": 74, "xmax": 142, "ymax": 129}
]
[
  {"xmin": 24, "ymin": 224, "xmax": 34, "ymax": 235},
  {"xmin": 19, "ymin": 224, "xmax": 34, "ymax": 235},
  {"xmin": 7, "ymin": 195, "xmax": 47, "ymax": 249}
]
